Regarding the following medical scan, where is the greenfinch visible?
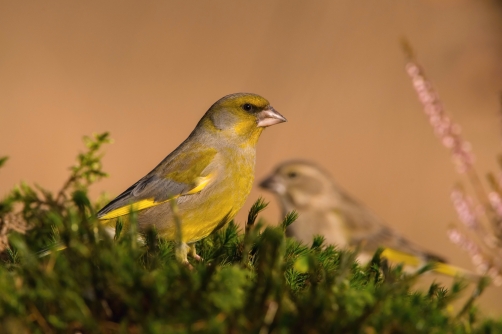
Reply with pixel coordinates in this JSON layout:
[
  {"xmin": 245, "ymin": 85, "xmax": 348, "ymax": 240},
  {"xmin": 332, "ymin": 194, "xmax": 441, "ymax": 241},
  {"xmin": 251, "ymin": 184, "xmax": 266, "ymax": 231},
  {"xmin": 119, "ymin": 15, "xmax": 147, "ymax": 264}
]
[
  {"xmin": 97, "ymin": 93, "xmax": 286, "ymax": 263},
  {"xmin": 259, "ymin": 160, "xmax": 472, "ymax": 276}
]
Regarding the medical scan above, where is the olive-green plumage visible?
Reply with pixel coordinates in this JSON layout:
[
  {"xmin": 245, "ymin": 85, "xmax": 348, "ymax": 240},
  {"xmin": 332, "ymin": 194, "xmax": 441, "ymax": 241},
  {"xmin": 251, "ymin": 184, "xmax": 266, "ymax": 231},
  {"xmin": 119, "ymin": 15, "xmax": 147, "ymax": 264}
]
[
  {"xmin": 260, "ymin": 161, "xmax": 444, "ymax": 263},
  {"xmin": 98, "ymin": 93, "xmax": 286, "ymax": 263}
]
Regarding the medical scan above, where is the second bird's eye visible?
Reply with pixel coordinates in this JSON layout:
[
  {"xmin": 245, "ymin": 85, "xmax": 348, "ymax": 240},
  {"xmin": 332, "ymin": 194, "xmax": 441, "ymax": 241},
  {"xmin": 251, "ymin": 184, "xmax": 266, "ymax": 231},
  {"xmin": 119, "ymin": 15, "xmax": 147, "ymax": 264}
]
[
  {"xmin": 287, "ymin": 172, "xmax": 297, "ymax": 179},
  {"xmin": 242, "ymin": 103, "xmax": 253, "ymax": 112}
]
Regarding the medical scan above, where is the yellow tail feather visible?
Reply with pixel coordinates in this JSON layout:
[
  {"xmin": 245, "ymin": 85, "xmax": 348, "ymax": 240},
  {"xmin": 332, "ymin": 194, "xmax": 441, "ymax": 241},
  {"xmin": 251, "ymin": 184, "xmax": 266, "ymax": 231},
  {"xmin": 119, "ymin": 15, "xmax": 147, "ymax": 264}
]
[{"xmin": 381, "ymin": 248, "xmax": 479, "ymax": 279}]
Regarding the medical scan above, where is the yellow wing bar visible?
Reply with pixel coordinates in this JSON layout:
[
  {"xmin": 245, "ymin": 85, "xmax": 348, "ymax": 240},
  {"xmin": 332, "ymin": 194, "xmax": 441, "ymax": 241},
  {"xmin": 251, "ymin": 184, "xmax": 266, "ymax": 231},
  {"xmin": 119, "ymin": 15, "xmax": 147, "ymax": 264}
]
[{"xmin": 99, "ymin": 174, "xmax": 213, "ymax": 220}]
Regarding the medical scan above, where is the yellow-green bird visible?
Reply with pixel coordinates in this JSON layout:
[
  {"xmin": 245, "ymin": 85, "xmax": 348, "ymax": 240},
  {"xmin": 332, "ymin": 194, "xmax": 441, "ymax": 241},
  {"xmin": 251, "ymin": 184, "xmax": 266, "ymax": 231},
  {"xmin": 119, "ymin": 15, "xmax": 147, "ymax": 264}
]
[
  {"xmin": 260, "ymin": 160, "xmax": 476, "ymax": 277},
  {"xmin": 97, "ymin": 93, "xmax": 286, "ymax": 263}
]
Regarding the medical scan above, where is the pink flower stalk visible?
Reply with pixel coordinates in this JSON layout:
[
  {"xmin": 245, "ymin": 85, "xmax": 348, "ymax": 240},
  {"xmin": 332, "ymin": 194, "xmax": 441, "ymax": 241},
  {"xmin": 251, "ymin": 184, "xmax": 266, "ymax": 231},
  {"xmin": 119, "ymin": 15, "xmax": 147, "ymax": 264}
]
[
  {"xmin": 451, "ymin": 187, "xmax": 479, "ymax": 229},
  {"xmin": 405, "ymin": 61, "xmax": 475, "ymax": 173},
  {"xmin": 404, "ymin": 46, "xmax": 502, "ymax": 285}
]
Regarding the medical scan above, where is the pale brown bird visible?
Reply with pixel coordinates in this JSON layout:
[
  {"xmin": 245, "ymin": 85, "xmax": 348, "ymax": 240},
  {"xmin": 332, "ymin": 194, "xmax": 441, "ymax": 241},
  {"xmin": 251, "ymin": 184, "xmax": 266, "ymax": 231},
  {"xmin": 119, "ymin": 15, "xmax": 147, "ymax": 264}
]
[{"xmin": 260, "ymin": 160, "xmax": 446, "ymax": 265}]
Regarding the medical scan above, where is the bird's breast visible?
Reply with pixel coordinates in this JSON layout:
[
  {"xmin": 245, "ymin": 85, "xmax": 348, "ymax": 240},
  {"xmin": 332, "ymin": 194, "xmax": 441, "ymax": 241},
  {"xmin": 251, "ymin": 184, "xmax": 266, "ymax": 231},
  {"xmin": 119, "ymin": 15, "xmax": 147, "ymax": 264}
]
[{"xmin": 154, "ymin": 146, "xmax": 257, "ymax": 243}]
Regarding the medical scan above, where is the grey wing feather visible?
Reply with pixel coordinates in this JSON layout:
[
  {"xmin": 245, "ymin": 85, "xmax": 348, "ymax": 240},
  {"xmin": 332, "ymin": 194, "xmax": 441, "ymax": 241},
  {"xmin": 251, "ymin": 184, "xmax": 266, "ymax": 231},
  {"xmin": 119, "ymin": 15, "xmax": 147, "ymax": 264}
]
[
  {"xmin": 336, "ymin": 190, "xmax": 387, "ymax": 232},
  {"xmin": 97, "ymin": 174, "xmax": 189, "ymax": 219},
  {"xmin": 131, "ymin": 174, "xmax": 188, "ymax": 201},
  {"xmin": 337, "ymin": 190, "xmax": 445, "ymax": 261}
]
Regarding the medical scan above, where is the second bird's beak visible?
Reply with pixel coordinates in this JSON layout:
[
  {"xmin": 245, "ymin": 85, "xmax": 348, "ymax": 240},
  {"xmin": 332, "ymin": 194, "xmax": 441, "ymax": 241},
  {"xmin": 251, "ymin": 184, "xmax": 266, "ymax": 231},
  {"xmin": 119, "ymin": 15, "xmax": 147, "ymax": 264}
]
[
  {"xmin": 257, "ymin": 107, "xmax": 287, "ymax": 127},
  {"xmin": 259, "ymin": 175, "xmax": 286, "ymax": 195}
]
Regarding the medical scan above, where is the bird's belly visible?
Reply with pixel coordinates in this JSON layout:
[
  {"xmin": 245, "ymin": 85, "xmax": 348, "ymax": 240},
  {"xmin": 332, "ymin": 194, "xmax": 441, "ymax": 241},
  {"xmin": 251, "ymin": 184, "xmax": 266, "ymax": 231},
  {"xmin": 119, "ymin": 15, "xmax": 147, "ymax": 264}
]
[{"xmin": 139, "ymin": 174, "xmax": 253, "ymax": 243}]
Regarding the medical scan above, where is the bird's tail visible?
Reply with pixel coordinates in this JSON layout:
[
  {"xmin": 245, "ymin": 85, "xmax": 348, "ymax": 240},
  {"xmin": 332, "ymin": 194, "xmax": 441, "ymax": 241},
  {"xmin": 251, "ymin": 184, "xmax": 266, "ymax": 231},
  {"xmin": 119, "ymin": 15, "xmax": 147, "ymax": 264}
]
[
  {"xmin": 423, "ymin": 251, "xmax": 447, "ymax": 264},
  {"xmin": 381, "ymin": 247, "xmax": 480, "ymax": 280}
]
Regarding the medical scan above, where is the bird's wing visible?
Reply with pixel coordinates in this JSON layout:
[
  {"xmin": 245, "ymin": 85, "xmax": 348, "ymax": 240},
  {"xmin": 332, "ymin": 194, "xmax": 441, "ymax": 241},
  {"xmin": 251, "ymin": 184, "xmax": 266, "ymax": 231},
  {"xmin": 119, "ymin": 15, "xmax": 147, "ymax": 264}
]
[
  {"xmin": 97, "ymin": 147, "xmax": 218, "ymax": 220},
  {"xmin": 335, "ymin": 191, "xmax": 444, "ymax": 261},
  {"xmin": 333, "ymin": 191, "xmax": 388, "ymax": 237}
]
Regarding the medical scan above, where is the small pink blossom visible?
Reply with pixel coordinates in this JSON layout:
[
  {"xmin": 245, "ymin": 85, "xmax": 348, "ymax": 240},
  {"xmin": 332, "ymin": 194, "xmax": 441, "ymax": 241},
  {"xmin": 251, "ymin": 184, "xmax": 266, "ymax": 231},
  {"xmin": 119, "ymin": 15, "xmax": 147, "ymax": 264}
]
[
  {"xmin": 451, "ymin": 187, "xmax": 479, "ymax": 229},
  {"xmin": 447, "ymin": 228, "xmax": 480, "ymax": 255},
  {"xmin": 447, "ymin": 228, "xmax": 494, "ymax": 275}
]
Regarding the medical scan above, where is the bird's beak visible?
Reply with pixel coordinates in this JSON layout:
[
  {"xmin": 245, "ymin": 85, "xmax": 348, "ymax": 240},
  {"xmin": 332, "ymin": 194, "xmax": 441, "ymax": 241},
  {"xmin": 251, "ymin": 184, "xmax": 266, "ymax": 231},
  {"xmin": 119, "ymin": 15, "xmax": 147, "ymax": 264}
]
[
  {"xmin": 257, "ymin": 107, "xmax": 287, "ymax": 127},
  {"xmin": 259, "ymin": 175, "xmax": 286, "ymax": 194}
]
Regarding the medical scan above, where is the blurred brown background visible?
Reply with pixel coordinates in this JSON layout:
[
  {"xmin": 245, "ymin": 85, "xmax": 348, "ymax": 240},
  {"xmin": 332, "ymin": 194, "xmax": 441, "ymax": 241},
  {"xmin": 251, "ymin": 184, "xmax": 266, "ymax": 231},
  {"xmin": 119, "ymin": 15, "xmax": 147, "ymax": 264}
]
[{"xmin": 1, "ymin": 0, "xmax": 502, "ymax": 314}]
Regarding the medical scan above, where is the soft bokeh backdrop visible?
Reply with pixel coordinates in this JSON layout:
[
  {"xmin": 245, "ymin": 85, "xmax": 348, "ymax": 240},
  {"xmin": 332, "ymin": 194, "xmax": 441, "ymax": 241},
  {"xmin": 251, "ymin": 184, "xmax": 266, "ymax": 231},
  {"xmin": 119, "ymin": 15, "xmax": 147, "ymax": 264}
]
[{"xmin": 1, "ymin": 0, "xmax": 502, "ymax": 314}]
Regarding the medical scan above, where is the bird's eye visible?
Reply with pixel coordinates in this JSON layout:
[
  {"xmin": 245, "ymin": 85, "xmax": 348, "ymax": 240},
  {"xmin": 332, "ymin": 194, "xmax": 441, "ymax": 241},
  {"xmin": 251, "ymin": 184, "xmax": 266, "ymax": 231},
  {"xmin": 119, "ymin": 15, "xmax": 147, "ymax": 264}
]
[
  {"xmin": 287, "ymin": 172, "xmax": 297, "ymax": 179},
  {"xmin": 242, "ymin": 103, "xmax": 253, "ymax": 112}
]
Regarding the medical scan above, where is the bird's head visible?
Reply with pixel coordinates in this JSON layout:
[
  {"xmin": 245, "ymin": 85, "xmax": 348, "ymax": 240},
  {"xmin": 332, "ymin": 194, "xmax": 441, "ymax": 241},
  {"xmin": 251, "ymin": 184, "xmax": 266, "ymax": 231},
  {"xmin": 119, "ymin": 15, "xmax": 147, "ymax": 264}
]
[
  {"xmin": 260, "ymin": 161, "xmax": 334, "ymax": 210},
  {"xmin": 199, "ymin": 93, "xmax": 286, "ymax": 146}
]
